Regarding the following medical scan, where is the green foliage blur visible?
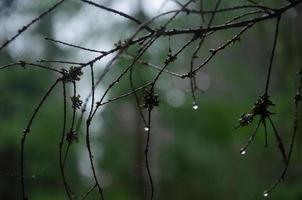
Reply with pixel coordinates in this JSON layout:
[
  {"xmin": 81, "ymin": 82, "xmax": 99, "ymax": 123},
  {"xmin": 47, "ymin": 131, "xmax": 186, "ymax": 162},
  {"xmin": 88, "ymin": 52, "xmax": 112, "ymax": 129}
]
[{"xmin": 0, "ymin": 0, "xmax": 301, "ymax": 200}]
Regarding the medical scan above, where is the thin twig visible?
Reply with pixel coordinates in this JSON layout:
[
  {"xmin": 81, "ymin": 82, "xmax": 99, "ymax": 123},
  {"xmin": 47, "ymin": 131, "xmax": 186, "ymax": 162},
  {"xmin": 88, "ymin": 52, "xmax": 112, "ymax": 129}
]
[
  {"xmin": 21, "ymin": 79, "xmax": 61, "ymax": 200},
  {"xmin": 0, "ymin": 0, "xmax": 65, "ymax": 51}
]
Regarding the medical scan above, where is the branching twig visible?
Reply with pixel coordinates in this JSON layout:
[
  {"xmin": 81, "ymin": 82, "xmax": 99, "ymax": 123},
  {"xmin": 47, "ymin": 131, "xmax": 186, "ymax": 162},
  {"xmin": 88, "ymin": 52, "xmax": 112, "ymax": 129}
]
[{"xmin": 0, "ymin": 0, "xmax": 300, "ymax": 199}]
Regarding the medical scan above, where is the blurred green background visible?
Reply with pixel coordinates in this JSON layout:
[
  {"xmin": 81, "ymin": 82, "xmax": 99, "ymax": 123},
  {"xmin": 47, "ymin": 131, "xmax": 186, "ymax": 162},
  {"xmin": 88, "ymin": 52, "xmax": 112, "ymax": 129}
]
[{"xmin": 0, "ymin": 0, "xmax": 302, "ymax": 199}]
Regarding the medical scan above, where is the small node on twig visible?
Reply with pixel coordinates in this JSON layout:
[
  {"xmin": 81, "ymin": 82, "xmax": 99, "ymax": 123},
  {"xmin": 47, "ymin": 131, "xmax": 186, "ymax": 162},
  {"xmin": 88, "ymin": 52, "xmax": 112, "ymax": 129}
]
[
  {"xmin": 114, "ymin": 39, "xmax": 131, "ymax": 49},
  {"xmin": 95, "ymin": 101, "xmax": 101, "ymax": 107},
  {"xmin": 18, "ymin": 26, "xmax": 26, "ymax": 33},
  {"xmin": 164, "ymin": 54, "xmax": 177, "ymax": 65},
  {"xmin": 20, "ymin": 61, "xmax": 26, "ymax": 69},
  {"xmin": 114, "ymin": 40, "xmax": 122, "ymax": 48},
  {"xmin": 66, "ymin": 129, "xmax": 78, "ymax": 144},
  {"xmin": 209, "ymin": 48, "xmax": 215, "ymax": 53},
  {"xmin": 155, "ymin": 26, "xmax": 166, "ymax": 37}
]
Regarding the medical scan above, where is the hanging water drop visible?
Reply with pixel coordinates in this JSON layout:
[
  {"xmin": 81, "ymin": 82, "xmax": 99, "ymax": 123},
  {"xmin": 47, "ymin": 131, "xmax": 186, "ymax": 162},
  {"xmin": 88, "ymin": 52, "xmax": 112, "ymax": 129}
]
[
  {"xmin": 192, "ymin": 103, "xmax": 198, "ymax": 110},
  {"xmin": 263, "ymin": 191, "xmax": 269, "ymax": 197},
  {"xmin": 240, "ymin": 149, "xmax": 246, "ymax": 155},
  {"xmin": 144, "ymin": 127, "xmax": 149, "ymax": 132}
]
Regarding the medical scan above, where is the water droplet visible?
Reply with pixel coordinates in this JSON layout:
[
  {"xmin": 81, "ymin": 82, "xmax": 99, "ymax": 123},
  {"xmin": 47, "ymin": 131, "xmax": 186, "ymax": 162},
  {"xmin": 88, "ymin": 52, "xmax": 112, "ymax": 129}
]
[
  {"xmin": 144, "ymin": 127, "xmax": 149, "ymax": 132},
  {"xmin": 240, "ymin": 149, "xmax": 246, "ymax": 155},
  {"xmin": 192, "ymin": 104, "xmax": 198, "ymax": 110},
  {"xmin": 263, "ymin": 191, "xmax": 268, "ymax": 197}
]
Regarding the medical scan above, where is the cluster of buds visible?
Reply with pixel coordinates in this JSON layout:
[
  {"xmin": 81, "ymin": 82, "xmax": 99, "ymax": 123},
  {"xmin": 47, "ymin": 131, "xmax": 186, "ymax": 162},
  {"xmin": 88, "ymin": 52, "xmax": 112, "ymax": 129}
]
[
  {"xmin": 237, "ymin": 113, "xmax": 254, "ymax": 128},
  {"xmin": 66, "ymin": 129, "xmax": 78, "ymax": 144},
  {"xmin": 70, "ymin": 95, "xmax": 83, "ymax": 109},
  {"xmin": 62, "ymin": 66, "xmax": 83, "ymax": 82},
  {"xmin": 237, "ymin": 95, "xmax": 275, "ymax": 128},
  {"xmin": 114, "ymin": 39, "xmax": 131, "ymax": 49},
  {"xmin": 252, "ymin": 95, "xmax": 275, "ymax": 117},
  {"xmin": 142, "ymin": 88, "xmax": 160, "ymax": 111}
]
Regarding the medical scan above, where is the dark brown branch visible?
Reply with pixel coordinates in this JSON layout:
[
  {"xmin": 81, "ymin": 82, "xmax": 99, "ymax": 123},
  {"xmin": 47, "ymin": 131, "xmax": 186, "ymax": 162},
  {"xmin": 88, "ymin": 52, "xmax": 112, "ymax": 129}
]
[
  {"xmin": 239, "ymin": 120, "xmax": 261, "ymax": 154},
  {"xmin": 264, "ymin": 16, "xmax": 281, "ymax": 95},
  {"xmin": 0, "ymin": 0, "xmax": 65, "ymax": 51},
  {"xmin": 59, "ymin": 81, "xmax": 74, "ymax": 199},
  {"xmin": 144, "ymin": 110, "xmax": 154, "ymax": 200},
  {"xmin": 81, "ymin": 0, "xmax": 154, "ymax": 33},
  {"xmin": 45, "ymin": 37, "xmax": 106, "ymax": 54},
  {"xmin": 264, "ymin": 66, "xmax": 302, "ymax": 196},
  {"xmin": 189, "ymin": 0, "xmax": 222, "ymax": 106},
  {"xmin": 0, "ymin": 61, "xmax": 63, "ymax": 73},
  {"xmin": 21, "ymin": 78, "xmax": 61, "ymax": 200},
  {"xmin": 99, "ymin": 83, "xmax": 152, "ymax": 106},
  {"xmin": 85, "ymin": 63, "xmax": 105, "ymax": 199},
  {"xmin": 122, "ymin": 54, "xmax": 183, "ymax": 78},
  {"xmin": 268, "ymin": 116, "xmax": 288, "ymax": 165}
]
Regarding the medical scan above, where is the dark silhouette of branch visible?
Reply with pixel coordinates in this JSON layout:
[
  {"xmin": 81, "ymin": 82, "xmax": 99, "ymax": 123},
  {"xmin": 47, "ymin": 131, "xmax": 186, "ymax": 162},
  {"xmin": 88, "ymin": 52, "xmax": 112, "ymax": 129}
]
[
  {"xmin": 263, "ymin": 66, "xmax": 302, "ymax": 196},
  {"xmin": 59, "ymin": 80, "xmax": 75, "ymax": 200},
  {"xmin": 45, "ymin": 37, "xmax": 106, "ymax": 54},
  {"xmin": 0, "ymin": 61, "xmax": 63, "ymax": 73},
  {"xmin": 264, "ymin": 16, "xmax": 281, "ymax": 95},
  {"xmin": 81, "ymin": 0, "xmax": 154, "ymax": 33},
  {"xmin": 0, "ymin": 0, "xmax": 65, "ymax": 51},
  {"xmin": 0, "ymin": 0, "xmax": 301, "ymax": 199},
  {"xmin": 85, "ymin": 63, "xmax": 105, "ymax": 199},
  {"xmin": 21, "ymin": 79, "xmax": 61, "ymax": 200}
]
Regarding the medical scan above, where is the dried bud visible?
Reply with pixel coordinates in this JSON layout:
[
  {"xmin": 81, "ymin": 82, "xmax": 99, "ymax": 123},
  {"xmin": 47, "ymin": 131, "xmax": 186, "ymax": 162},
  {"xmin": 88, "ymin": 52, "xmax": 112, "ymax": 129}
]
[{"xmin": 70, "ymin": 95, "xmax": 83, "ymax": 109}]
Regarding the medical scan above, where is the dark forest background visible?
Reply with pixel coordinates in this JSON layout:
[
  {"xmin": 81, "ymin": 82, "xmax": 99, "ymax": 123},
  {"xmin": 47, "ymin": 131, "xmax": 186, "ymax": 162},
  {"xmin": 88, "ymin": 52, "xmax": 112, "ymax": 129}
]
[{"xmin": 0, "ymin": 0, "xmax": 302, "ymax": 199}]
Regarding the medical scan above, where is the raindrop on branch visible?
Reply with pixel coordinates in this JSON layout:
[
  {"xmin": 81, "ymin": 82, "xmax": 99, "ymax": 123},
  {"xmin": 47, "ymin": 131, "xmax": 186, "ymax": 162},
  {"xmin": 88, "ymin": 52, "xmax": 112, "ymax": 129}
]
[
  {"xmin": 192, "ymin": 102, "xmax": 198, "ymax": 110},
  {"xmin": 240, "ymin": 149, "xmax": 246, "ymax": 155},
  {"xmin": 263, "ymin": 191, "xmax": 269, "ymax": 197}
]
